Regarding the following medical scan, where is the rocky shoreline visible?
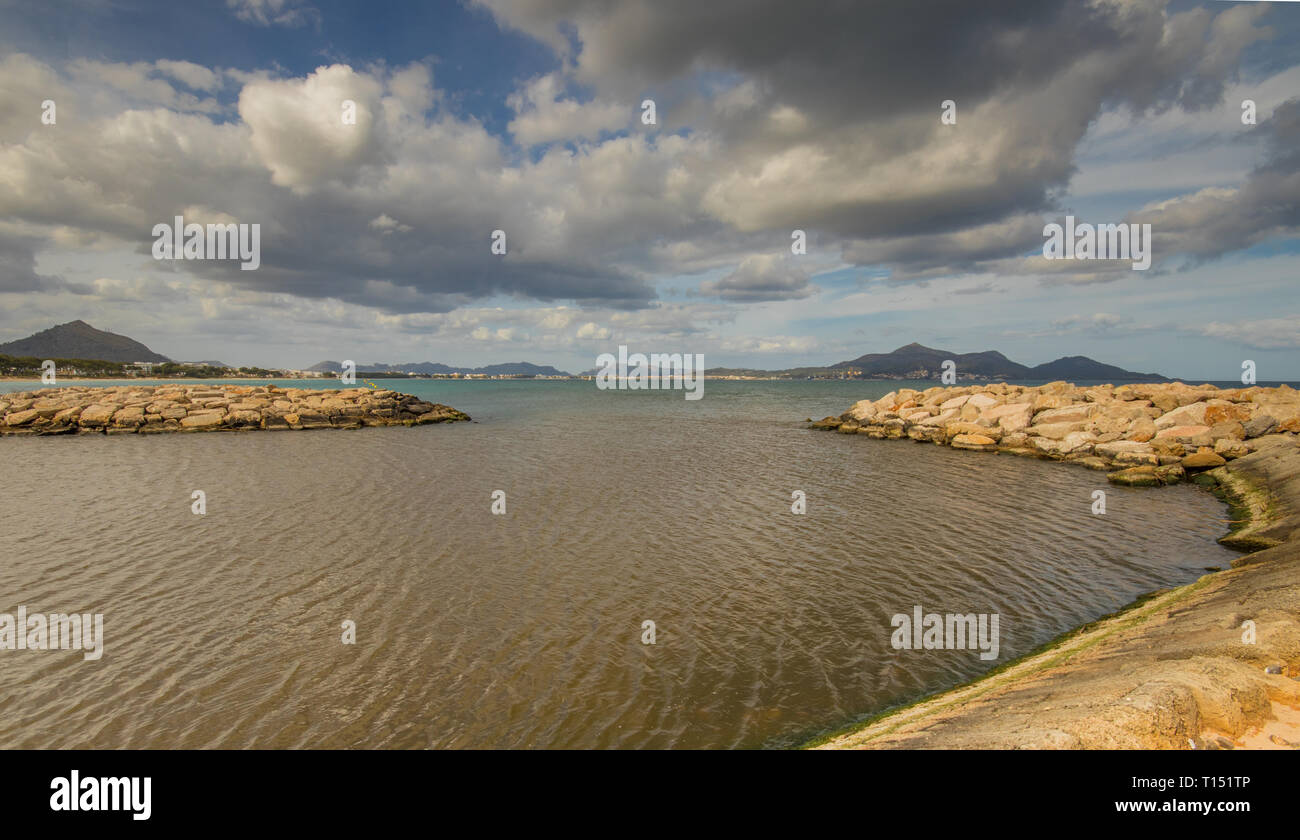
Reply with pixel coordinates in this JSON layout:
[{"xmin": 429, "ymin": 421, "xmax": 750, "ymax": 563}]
[
  {"xmin": 809, "ymin": 380, "xmax": 1300, "ymax": 750},
  {"xmin": 0, "ymin": 384, "xmax": 470, "ymax": 435},
  {"xmin": 811, "ymin": 380, "xmax": 1299, "ymax": 501}
]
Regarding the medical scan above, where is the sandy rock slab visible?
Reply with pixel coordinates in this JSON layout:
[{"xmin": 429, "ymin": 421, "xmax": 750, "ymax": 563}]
[{"xmin": 0, "ymin": 384, "xmax": 470, "ymax": 436}]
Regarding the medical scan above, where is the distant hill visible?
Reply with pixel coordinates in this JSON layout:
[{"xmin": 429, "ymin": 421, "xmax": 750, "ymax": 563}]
[
  {"xmin": 0, "ymin": 320, "xmax": 170, "ymax": 363},
  {"xmin": 709, "ymin": 342, "xmax": 1167, "ymax": 381},
  {"xmin": 1026, "ymin": 355, "xmax": 1166, "ymax": 381},
  {"xmin": 308, "ymin": 359, "xmax": 572, "ymax": 377},
  {"xmin": 831, "ymin": 342, "xmax": 1032, "ymax": 378}
]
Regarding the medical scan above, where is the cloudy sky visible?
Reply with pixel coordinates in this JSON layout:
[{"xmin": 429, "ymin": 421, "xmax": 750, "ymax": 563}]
[{"xmin": 0, "ymin": 0, "xmax": 1297, "ymax": 378}]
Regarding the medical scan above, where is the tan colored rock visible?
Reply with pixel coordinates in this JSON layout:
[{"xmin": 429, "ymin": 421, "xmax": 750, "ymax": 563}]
[
  {"xmin": 180, "ymin": 411, "xmax": 226, "ymax": 430},
  {"xmin": 1107, "ymin": 466, "xmax": 1161, "ymax": 487},
  {"xmin": 112, "ymin": 406, "xmax": 146, "ymax": 427},
  {"xmin": 946, "ymin": 421, "xmax": 1001, "ymax": 441},
  {"xmin": 1031, "ymin": 431, "xmax": 1096, "ymax": 457},
  {"xmin": 983, "ymin": 402, "xmax": 1034, "ymax": 432},
  {"xmin": 1154, "ymin": 424, "xmax": 1211, "ymax": 441},
  {"xmin": 1154, "ymin": 402, "xmax": 1208, "ymax": 429},
  {"xmin": 1025, "ymin": 421, "xmax": 1085, "ymax": 440},
  {"xmin": 999, "ymin": 432, "xmax": 1030, "ymax": 449},
  {"xmin": 1032, "ymin": 393, "xmax": 1072, "ymax": 411},
  {"xmin": 78, "ymin": 404, "xmax": 120, "ymax": 426},
  {"xmin": 951, "ymin": 433, "xmax": 997, "ymax": 451},
  {"xmin": 916, "ymin": 408, "xmax": 959, "ymax": 427},
  {"xmin": 1127, "ymin": 416, "xmax": 1157, "ymax": 442},
  {"xmin": 1149, "ymin": 392, "xmax": 1179, "ymax": 413},
  {"xmin": 229, "ymin": 410, "xmax": 263, "ymax": 427},
  {"xmin": 1204, "ymin": 401, "xmax": 1251, "ymax": 426},
  {"xmin": 1213, "ymin": 438, "xmax": 1251, "ymax": 459},
  {"xmin": 846, "ymin": 400, "xmax": 878, "ymax": 422},
  {"xmin": 1095, "ymin": 440, "xmax": 1154, "ymax": 459},
  {"xmin": 1181, "ymin": 448, "xmax": 1227, "ymax": 470},
  {"xmin": 1208, "ymin": 421, "xmax": 1245, "ymax": 441},
  {"xmin": 1034, "ymin": 404, "xmax": 1095, "ymax": 425},
  {"xmin": 5, "ymin": 408, "xmax": 39, "ymax": 426}
]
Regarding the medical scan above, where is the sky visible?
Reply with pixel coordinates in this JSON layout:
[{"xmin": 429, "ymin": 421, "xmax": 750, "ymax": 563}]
[{"xmin": 0, "ymin": 0, "xmax": 1297, "ymax": 378}]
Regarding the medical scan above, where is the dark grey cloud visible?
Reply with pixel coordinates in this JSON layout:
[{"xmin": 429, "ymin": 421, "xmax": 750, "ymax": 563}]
[
  {"xmin": 0, "ymin": 229, "xmax": 68, "ymax": 293},
  {"xmin": 479, "ymin": 0, "xmax": 1277, "ymax": 263},
  {"xmin": 1134, "ymin": 97, "xmax": 1300, "ymax": 262},
  {"xmin": 699, "ymin": 254, "xmax": 816, "ymax": 302}
]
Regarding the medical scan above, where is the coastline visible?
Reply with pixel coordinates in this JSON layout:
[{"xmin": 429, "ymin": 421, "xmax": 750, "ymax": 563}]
[{"xmin": 806, "ymin": 381, "xmax": 1300, "ymax": 750}]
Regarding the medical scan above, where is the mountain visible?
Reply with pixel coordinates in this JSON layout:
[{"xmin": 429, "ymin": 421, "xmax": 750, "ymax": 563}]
[
  {"xmin": 476, "ymin": 362, "xmax": 569, "ymax": 376},
  {"xmin": 0, "ymin": 320, "xmax": 170, "ymax": 363},
  {"xmin": 711, "ymin": 343, "xmax": 1167, "ymax": 381},
  {"xmin": 1027, "ymin": 355, "xmax": 1167, "ymax": 381},
  {"xmin": 831, "ymin": 342, "xmax": 1031, "ymax": 378},
  {"xmin": 307, "ymin": 360, "xmax": 572, "ymax": 376}
]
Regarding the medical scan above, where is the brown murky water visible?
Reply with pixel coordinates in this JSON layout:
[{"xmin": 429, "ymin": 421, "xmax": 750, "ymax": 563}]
[{"xmin": 0, "ymin": 380, "xmax": 1238, "ymax": 748}]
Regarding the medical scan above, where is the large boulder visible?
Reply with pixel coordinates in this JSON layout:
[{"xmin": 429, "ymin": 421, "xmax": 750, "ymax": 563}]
[
  {"xmin": 951, "ymin": 433, "xmax": 997, "ymax": 451},
  {"xmin": 78, "ymin": 404, "xmax": 120, "ymax": 427},
  {"xmin": 915, "ymin": 408, "xmax": 959, "ymax": 427},
  {"xmin": 1204, "ymin": 401, "xmax": 1252, "ymax": 425},
  {"xmin": 1031, "ymin": 431, "xmax": 1096, "ymax": 458},
  {"xmin": 1095, "ymin": 440, "xmax": 1154, "ymax": 459},
  {"xmin": 1154, "ymin": 424, "xmax": 1212, "ymax": 445},
  {"xmin": 983, "ymin": 402, "xmax": 1034, "ymax": 432},
  {"xmin": 1025, "ymin": 421, "xmax": 1086, "ymax": 440},
  {"xmin": 5, "ymin": 408, "xmax": 40, "ymax": 426},
  {"xmin": 946, "ymin": 421, "xmax": 1001, "ymax": 441},
  {"xmin": 1181, "ymin": 448, "xmax": 1227, "ymax": 470},
  {"xmin": 1033, "ymin": 404, "xmax": 1095, "ymax": 425},
  {"xmin": 1242, "ymin": 415, "xmax": 1278, "ymax": 438},
  {"xmin": 180, "ymin": 411, "xmax": 226, "ymax": 430},
  {"xmin": 112, "ymin": 406, "xmax": 146, "ymax": 427},
  {"xmin": 846, "ymin": 400, "xmax": 878, "ymax": 422},
  {"xmin": 1154, "ymin": 402, "xmax": 1208, "ymax": 429},
  {"xmin": 1213, "ymin": 438, "xmax": 1252, "ymax": 459}
]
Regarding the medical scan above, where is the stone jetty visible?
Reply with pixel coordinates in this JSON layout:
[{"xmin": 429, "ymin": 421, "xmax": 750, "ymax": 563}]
[
  {"xmin": 0, "ymin": 384, "xmax": 470, "ymax": 435},
  {"xmin": 811, "ymin": 380, "xmax": 1300, "ymax": 490}
]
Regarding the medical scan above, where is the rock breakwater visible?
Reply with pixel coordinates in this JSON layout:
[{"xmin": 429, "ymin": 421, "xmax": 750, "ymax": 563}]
[
  {"xmin": 0, "ymin": 384, "xmax": 470, "ymax": 435},
  {"xmin": 811, "ymin": 380, "xmax": 1300, "ymax": 490}
]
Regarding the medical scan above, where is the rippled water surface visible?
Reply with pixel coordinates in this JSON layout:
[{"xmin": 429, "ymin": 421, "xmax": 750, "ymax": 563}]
[{"xmin": 0, "ymin": 379, "xmax": 1238, "ymax": 748}]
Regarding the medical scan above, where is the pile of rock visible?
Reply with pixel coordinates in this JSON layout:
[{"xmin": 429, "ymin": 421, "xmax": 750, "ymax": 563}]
[
  {"xmin": 0, "ymin": 384, "xmax": 470, "ymax": 436},
  {"xmin": 811, "ymin": 381, "xmax": 1300, "ymax": 486}
]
